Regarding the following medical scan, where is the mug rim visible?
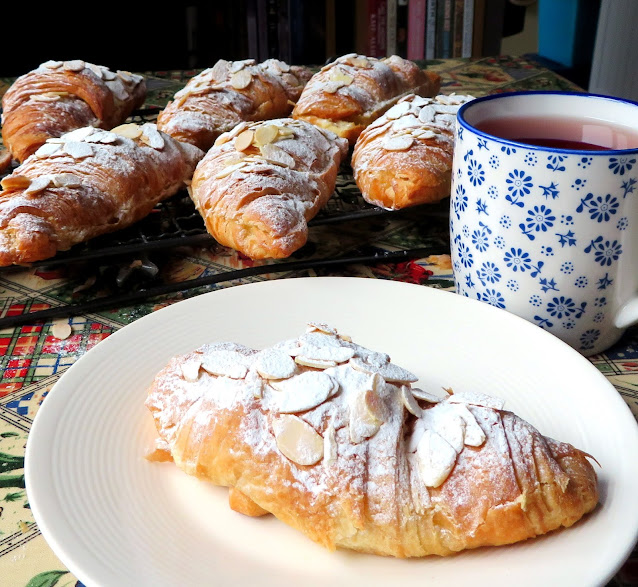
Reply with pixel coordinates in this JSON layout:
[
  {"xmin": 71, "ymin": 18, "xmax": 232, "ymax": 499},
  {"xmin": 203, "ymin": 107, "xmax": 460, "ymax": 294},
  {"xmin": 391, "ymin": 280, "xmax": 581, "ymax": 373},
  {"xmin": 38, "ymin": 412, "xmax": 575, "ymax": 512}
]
[{"xmin": 456, "ymin": 90, "xmax": 638, "ymax": 155}]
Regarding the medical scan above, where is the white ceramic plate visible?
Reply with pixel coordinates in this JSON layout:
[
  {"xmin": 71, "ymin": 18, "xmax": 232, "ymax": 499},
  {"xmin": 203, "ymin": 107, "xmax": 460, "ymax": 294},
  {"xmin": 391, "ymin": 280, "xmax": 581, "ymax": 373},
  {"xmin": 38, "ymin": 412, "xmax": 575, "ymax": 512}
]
[{"xmin": 25, "ymin": 277, "xmax": 638, "ymax": 587}]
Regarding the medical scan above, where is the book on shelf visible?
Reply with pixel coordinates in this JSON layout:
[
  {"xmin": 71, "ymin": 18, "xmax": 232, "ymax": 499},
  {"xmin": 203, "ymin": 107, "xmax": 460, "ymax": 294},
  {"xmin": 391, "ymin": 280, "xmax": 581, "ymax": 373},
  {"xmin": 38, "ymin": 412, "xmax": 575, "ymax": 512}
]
[
  {"xmin": 425, "ymin": 0, "xmax": 437, "ymax": 60},
  {"xmin": 407, "ymin": 0, "xmax": 427, "ymax": 60},
  {"xmin": 396, "ymin": 0, "xmax": 409, "ymax": 57},
  {"xmin": 386, "ymin": 0, "xmax": 398, "ymax": 55}
]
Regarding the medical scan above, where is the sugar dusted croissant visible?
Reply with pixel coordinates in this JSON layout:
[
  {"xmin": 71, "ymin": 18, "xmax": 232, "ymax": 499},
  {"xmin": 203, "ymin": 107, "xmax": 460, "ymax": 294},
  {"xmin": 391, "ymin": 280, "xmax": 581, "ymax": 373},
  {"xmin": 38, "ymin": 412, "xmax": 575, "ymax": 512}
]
[
  {"xmin": 352, "ymin": 93, "xmax": 475, "ymax": 209},
  {"xmin": 0, "ymin": 123, "xmax": 203, "ymax": 266},
  {"xmin": 1, "ymin": 59, "xmax": 147, "ymax": 164},
  {"xmin": 145, "ymin": 323, "xmax": 599, "ymax": 558},
  {"xmin": 156, "ymin": 58, "xmax": 313, "ymax": 152},
  {"xmin": 292, "ymin": 54, "xmax": 441, "ymax": 145},
  {"xmin": 189, "ymin": 118, "xmax": 348, "ymax": 260}
]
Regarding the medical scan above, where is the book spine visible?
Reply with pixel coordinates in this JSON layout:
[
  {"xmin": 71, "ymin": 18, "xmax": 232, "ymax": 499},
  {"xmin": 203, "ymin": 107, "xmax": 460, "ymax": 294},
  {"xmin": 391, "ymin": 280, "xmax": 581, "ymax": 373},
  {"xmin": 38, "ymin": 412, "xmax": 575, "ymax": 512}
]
[
  {"xmin": 436, "ymin": 0, "xmax": 453, "ymax": 59},
  {"xmin": 387, "ymin": 0, "xmax": 398, "ymax": 55},
  {"xmin": 407, "ymin": 0, "xmax": 426, "ymax": 60},
  {"xmin": 396, "ymin": 0, "xmax": 409, "ymax": 57},
  {"xmin": 462, "ymin": 0, "xmax": 474, "ymax": 57},
  {"xmin": 452, "ymin": 0, "xmax": 464, "ymax": 57},
  {"xmin": 377, "ymin": 0, "xmax": 388, "ymax": 57},
  {"xmin": 425, "ymin": 0, "xmax": 437, "ymax": 59}
]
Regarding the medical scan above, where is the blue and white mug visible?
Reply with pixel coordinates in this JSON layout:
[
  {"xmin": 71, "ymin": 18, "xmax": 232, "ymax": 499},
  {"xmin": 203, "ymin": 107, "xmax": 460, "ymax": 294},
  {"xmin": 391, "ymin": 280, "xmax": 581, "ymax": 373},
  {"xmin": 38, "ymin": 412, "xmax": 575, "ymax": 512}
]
[{"xmin": 450, "ymin": 91, "xmax": 638, "ymax": 356}]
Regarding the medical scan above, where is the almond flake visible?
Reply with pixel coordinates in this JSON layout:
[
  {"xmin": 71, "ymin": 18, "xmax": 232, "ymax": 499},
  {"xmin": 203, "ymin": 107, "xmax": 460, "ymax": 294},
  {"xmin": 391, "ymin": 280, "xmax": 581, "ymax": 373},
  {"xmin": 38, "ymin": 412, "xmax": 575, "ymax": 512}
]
[
  {"xmin": 416, "ymin": 429, "xmax": 457, "ymax": 488},
  {"xmin": 323, "ymin": 419, "xmax": 337, "ymax": 465},
  {"xmin": 447, "ymin": 390, "xmax": 505, "ymax": 411},
  {"xmin": 331, "ymin": 68, "xmax": 354, "ymax": 85},
  {"xmin": 210, "ymin": 60, "xmax": 230, "ymax": 79},
  {"xmin": 295, "ymin": 356, "xmax": 337, "ymax": 369},
  {"xmin": 418, "ymin": 106, "xmax": 436, "ymax": 124},
  {"xmin": 383, "ymin": 135, "xmax": 414, "ymax": 151},
  {"xmin": 323, "ymin": 81, "xmax": 345, "ymax": 94},
  {"xmin": 254, "ymin": 124, "xmax": 279, "ymax": 147},
  {"xmin": 111, "ymin": 123, "xmax": 143, "ymax": 139},
  {"xmin": 450, "ymin": 403, "xmax": 486, "ymax": 447},
  {"xmin": 214, "ymin": 161, "xmax": 246, "ymax": 179},
  {"xmin": 101, "ymin": 68, "xmax": 117, "ymax": 81},
  {"xmin": 62, "ymin": 127, "xmax": 96, "ymax": 142},
  {"xmin": 270, "ymin": 371, "xmax": 336, "ymax": 413},
  {"xmin": 63, "ymin": 141, "xmax": 93, "ymax": 159},
  {"xmin": 260, "ymin": 144, "xmax": 296, "ymax": 168},
  {"xmin": 201, "ymin": 350, "xmax": 248, "ymax": 379},
  {"xmin": 30, "ymin": 94, "xmax": 60, "ymax": 102},
  {"xmin": 234, "ymin": 129, "xmax": 255, "ymax": 152},
  {"xmin": 230, "ymin": 69, "xmax": 252, "ymax": 90},
  {"xmin": 411, "ymin": 387, "xmax": 443, "ymax": 403},
  {"xmin": 140, "ymin": 124, "xmax": 165, "ymax": 149},
  {"xmin": 42, "ymin": 60, "xmax": 63, "ymax": 69},
  {"xmin": 106, "ymin": 80, "xmax": 130, "ymax": 101},
  {"xmin": 349, "ymin": 379, "xmax": 386, "ymax": 443},
  {"xmin": 53, "ymin": 174, "xmax": 82, "ymax": 188},
  {"xmin": 255, "ymin": 348, "xmax": 296, "ymax": 380},
  {"xmin": 1, "ymin": 175, "xmax": 31, "ymax": 191},
  {"xmin": 385, "ymin": 102, "xmax": 411, "ymax": 120},
  {"xmin": 51, "ymin": 321, "xmax": 72, "ymax": 340},
  {"xmin": 24, "ymin": 176, "xmax": 52, "ymax": 195},
  {"xmin": 273, "ymin": 415, "xmax": 324, "ymax": 466},
  {"xmin": 63, "ymin": 60, "xmax": 86, "ymax": 72},
  {"xmin": 349, "ymin": 357, "xmax": 417, "ymax": 383},
  {"xmin": 181, "ymin": 357, "xmax": 202, "ymax": 382},
  {"xmin": 400, "ymin": 385, "xmax": 423, "ymax": 417},
  {"xmin": 85, "ymin": 130, "xmax": 118, "ymax": 144},
  {"xmin": 422, "ymin": 408, "xmax": 466, "ymax": 454}
]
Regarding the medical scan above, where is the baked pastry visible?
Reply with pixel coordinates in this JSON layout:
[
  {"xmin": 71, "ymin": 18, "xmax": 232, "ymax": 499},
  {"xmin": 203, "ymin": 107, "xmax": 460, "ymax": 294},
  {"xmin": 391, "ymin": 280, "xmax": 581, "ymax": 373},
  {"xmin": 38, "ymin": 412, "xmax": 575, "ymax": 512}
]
[
  {"xmin": 292, "ymin": 53, "xmax": 441, "ymax": 145},
  {"xmin": 145, "ymin": 322, "xmax": 599, "ymax": 558},
  {"xmin": 0, "ymin": 123, "xmax": 204, "ymax": 266},
  {"xmin": 351, "ymin": 93, "xmax": 475, "ymax": 209},
  {"xmin": 188, "ymin": 118, "xmax": 348, "ymax": 260},
  {"xmin": 156, "ymin": 58, "xmax": 313, "ymax": 152},
  {"xmin": 1, "ymin": 59, "xmax": 146, "ymax": 164}
]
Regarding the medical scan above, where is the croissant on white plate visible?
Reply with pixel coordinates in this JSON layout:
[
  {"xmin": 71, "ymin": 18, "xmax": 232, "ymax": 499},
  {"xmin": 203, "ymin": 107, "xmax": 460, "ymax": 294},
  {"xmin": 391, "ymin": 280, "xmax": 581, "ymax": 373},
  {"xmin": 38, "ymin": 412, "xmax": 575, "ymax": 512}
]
[
  {"xmin": 145, "ymin": 322, "xmax": 599, "ymax": 558},
  {"xmin": 1, "ymin": 59, "xmax": 146, "ymax": 164}
]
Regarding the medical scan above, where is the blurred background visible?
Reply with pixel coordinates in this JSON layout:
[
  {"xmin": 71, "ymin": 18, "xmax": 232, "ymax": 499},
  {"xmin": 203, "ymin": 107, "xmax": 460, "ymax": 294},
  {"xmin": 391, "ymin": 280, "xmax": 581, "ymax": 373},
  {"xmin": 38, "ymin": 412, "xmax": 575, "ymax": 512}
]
[{"xmin": 1, "ymin": 0, "xmax": 634, "ymax": 99}]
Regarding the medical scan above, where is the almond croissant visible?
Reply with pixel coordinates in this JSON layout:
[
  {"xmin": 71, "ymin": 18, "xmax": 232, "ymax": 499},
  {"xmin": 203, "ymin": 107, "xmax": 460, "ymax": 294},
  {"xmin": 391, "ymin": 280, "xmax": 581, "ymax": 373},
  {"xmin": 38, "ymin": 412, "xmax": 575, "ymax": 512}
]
[
  {"xmin": 1, "ymin": 59, "xmax": 147, "ymax": 164},
  {"xmin": 292, "ymin": 53, "xmax": 441, "ymax": 145},
  {"xmin": 156, "ymin": 58, "xmax": 313, "ymax": 153},
  {"xmin": 189, "ymin": 118, "xmax": 348, "ymax": 260},
  {"xmin": 145, "ymin": 323, "xmax": 599, "ymax": 558},
  {"xmin": 0, "ymin": 123, "xmax": 203, "ymax": 266}
]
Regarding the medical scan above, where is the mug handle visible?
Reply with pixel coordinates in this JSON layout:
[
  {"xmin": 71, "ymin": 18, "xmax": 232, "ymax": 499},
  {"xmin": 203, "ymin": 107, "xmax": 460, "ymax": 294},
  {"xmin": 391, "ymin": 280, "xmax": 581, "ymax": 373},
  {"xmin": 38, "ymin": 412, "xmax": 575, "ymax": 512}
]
[{"xmin": 614, "ymin": 298, "xmax": 638, "ymax": 329}]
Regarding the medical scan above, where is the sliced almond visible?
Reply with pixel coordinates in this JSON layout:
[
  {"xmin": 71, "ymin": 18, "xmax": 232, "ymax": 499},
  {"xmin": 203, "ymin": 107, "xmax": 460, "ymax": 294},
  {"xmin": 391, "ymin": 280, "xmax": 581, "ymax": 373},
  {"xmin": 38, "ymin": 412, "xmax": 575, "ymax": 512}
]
[
  {"xmin": 450, "ymin": 403, "xmax": 486, "ymax": 447},
  {"xmin": 331, "ymin": 68, "xmax": 354, "ymax": 85},
  {"xmin": 282, "ymin": 73, "xmax": 299, "ymax": 87},
  {"xmin": 255, "ymin": 348, "xmax": 296, "ymax": 380},
  {"xmin": 447, "ymin": 390, "xmax": 505, "ymax": 411},
  {"xmin": 201, "ymin": 350, "xmax": 248, "ymax": 379},
  {"xmin": 416, "ymin": 429, "xmax": 457, "ymax": 488},
  {"xmin": 323, "ymin": 81, "xmax": 345, "ymax": 94},
  {"xmin": 294, "ymin": 356, "xmax": 337, "ymax": 369},
  {"xmin": 400, "ymin": 385, "xmax": 423, "ymax": 417},
  {"xmin": 349, "ymin": 357, "xmax": 418, "ymax": 384},
  {"xmin": 34, "ymin": 142, "xmax": 62, "ymax": 158},
  {"xmin": 234, "ymin": 129, "xmax": 255, "ymax": 152},
  {"xmin": 385, "ymin": 102, "xmax": 411, "ymax": 120},
  {"xmin": 260, "ymin": 143, "xmax": 296, "ymax": 168},
  {"xmin": 349, "ymin": 380, "xmax": 386, "ymax": 443},
  {"xmin": 24, "ymin": 176, "xmax": 53, "ymax": 195},
  {"xmin": 230, "ymin": 69, "xmax": 252, "ymax": 90},
  {"xmin": 1, "ymin": 175, "xmax": 31, "ymax": 191},
  {"xmin": 52, "ymin": 174, "xmax": 82, "ymax": 188},
  {"xmin": 85, "ymin": 130, "xmax": 118, "ymax": 144},
  {"xmin": 63, "ymin": 141, "xmax": 93, "ymax": 159},
  {"xmin": 306, "ymin": 322, "xmax": 337, "ymax": 335},
  {"xmin": 214, "ymin": 161, "xmax": 247, "ymax": 179},
  {"xmin": 270, "ymin": 370, "xmax": 336, "ymax": 413},
  {"xmin": 181, "ymin": 357, "xmax": 202, "ymax": 382},
  {"xmin": 140, "ymin": 124, "xmax": 165, "ymax": 150},
  {"xmin": 273, "ymin": 414, "xmax": 323, "ymax": 466},
  {"xmin": 63, "ymin": 60, "xmax": 86, "ymax": 72},
  {"xmin": 383, "ymin": 135, "xmax": 414, "ymax": 151},
  {"xmin": 411, "ymin": 387, "xmax": 443, "ymax": 403},
  {"xmin": 111, "ymin": 123, "xmax": 143, "ymax": 140},
  {"xmin": 62, "ymin": 126, "xmax": 96, "ymax": 142},
  {"xmin": 323, "ymin": 419, "xmax": 338, "ymax": 465},
  {"xmin": 254, "ymin": 124, "xmax": 279, "ymax": 147},
  {"xmin": 30, "ymin": 93, "xmax": 60, "ymax": 103}
]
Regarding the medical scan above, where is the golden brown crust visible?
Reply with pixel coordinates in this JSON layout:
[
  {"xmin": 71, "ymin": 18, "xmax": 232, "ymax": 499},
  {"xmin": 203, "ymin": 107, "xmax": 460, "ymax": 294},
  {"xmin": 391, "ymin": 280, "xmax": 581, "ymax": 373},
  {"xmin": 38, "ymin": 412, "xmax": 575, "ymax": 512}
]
[
  {"xmin": 292, "ymin": 54, "xmax": 441, "ymax": 145},
  {"xmin": 189, "ymin": 118, "xmax": 348, "ymax": 260},
  {"xmin": 0, "ymin": 123, "xmax": 203, "ymax": 266},
  {"xmin": 1, "ymin": 59, "xmax": 146, "ymax": 163},
  {"xmin": 156, "ymin": 59, "xmax": 313, "ymax": 152},
  {"xmin": 351, "ymin": 94, "xmax": 475, "ymax": 209},
  {"xmin": 145, "ymin": 325, "xmax": 599, "ymax": 558}
]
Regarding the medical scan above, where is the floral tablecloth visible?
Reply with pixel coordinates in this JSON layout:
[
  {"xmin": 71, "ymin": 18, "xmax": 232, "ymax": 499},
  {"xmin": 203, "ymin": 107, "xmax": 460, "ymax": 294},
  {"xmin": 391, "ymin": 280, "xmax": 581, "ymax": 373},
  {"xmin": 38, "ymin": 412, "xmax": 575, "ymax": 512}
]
[{"xmin": 0, "ymin": 55, "xmax": 636, "ymax": 587}]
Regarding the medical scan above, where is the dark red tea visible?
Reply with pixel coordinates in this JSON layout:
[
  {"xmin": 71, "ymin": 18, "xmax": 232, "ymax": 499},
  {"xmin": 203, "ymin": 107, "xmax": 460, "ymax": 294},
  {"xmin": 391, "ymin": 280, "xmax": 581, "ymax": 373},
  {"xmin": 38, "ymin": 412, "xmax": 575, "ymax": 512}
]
[{"xmin": 475, "ymin": 115, "xmax": 638, "ymax": 151}]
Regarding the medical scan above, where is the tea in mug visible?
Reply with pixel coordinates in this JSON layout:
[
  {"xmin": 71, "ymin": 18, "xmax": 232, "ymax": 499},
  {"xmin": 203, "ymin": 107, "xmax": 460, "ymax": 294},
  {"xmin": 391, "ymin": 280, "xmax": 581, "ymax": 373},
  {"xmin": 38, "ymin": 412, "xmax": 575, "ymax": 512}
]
[{"xmin": 475, "ymin": 115, "xmax": 638, "ymax": 151}]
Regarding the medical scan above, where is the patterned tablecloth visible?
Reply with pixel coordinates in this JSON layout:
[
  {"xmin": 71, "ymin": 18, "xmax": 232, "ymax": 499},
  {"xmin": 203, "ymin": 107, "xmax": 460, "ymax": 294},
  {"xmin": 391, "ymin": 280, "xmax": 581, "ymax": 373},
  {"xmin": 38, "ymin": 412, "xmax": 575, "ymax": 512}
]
[{"xmin": 0, "ymin": 55, "xmax": 636, "ymax": 587}]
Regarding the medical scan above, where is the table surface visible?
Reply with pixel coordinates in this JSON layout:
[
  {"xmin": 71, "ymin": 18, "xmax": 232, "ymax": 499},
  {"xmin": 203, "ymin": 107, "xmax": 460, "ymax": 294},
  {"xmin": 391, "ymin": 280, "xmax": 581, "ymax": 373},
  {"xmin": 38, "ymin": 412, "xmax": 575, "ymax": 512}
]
[{"xmin": 0, "ymin": 55, "xmax": 637, "ymax": 587}]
